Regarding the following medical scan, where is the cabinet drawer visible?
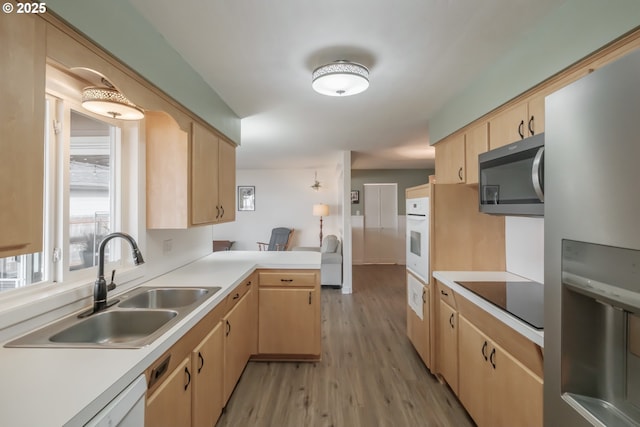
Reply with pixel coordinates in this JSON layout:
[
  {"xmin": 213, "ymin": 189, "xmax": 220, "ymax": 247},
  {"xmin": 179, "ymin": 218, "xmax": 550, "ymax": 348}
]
[
  {"xmin": 258, "ymin": 270, "xmax": 318, "ymax": 287},
  {"xmin": 437, "ymin": 281, "xmax": 457, "ymax": 309},
  {"xmin": 226, "ymin": 276, "xmax": 255, "ymax": 310}
]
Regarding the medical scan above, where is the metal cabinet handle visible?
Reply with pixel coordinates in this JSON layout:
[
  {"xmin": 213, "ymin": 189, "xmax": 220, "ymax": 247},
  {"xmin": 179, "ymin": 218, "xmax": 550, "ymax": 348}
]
[
  {"xmin": 233, "ymin": 293, "xmax": 240, "ymax": 300},
  {"xmin": 449, "ymin": 313, "xmax": 455, "ymax": 329},
  {"xmin": 246, "ymin": 280, "xmax": 252, "ymax": 287},
  {"xmin": 531, "ymin": 146, "xmax": 545, "ymax": 202},
  {"xmin": 184, "ymin": 367, "xmax": 191, "ymax": 390},
  {"xmin": 281, "ymin": 278, "xmax": 293, "ymax": 283},
  {"xmin": 518, "ymin": 120, "xmax": 525, "ymax": 139},
  {"xmin": 422, "ymin": 289, "xmax": 427, "ymax": 304},
  {"xmin": 440, "ymin": 290, "xmax": 449, "ymax": 297},
  {"xmin": 528, "ymin": 115, "xmax": 535, "ymax": 136},
  {"xmin": 197, "ymin": 351, "xmax": 204, "ymax": 374},
  {"xmin": 220, "ymin": 205, "xmax": 225, "ymax": 218},
  {"xmin": 226, "ymin": 320, "xmax": 231, "ymax": 336},
  {"xmin": 308, "ymin": 292, "xmax": 312, "ymax": 305},
  {"xmin": 489, "ymin": 348, "xmax": 496, "ymax": 369},
  {"xmin": 215, "ymin": 206, "xmax": 220, "ymax": 219},
  {"xmin": 458, "ymin": 167, "xmax": 463, "ymax": 181},
  {"xmin": 482, "ymin": 341, "xmax": 488, "ymax": 361}
]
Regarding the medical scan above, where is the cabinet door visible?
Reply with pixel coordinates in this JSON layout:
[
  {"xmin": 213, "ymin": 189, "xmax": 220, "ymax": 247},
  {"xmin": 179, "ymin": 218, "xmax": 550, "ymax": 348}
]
[
  {"xmin": 223, "ymin": 290, "xmax": 252, "ymax": 403},
  {"xmin": 492, "ymin": 342, "xmax": 543, "ymax": 427},
  {"xmin": 435, "ymin": 134, "xmax": 466, "ymax": 183},
  {"xmin": 192, "ymin": 322, "xmax": 223, "ymax": 427},
  {"xmin": 146, "ymin": 356, "xmax": 192, "ymax": 427},
  {"xmin": 465, "ymin": 122, "xmax": 489, "ymax": 185},
  {"xmin": 0, "ymin": 12, "xmax": 45, "ymax": 257},
  {"xmin": 459, "ymin": 316, "xmax": 491, "ymax": 427},
  {"xmin": 217, "ymin": 139, "xmax": 236, "ymax": 223},
  {"xmin": 489, "ymin": 103, "xmax": 528, "ymax": 149},
  {"xmin": 526, "ymin": 95, "xmax": 545, "ymax": 137},
  {"xmin": 258, "ymin": 288, "xmax": 320, "ymax": 356},
  {"xmin": 438, "ymin": 300, "xmax": 459, "ymax": 395},
  {"xmin": 191, "ymin": 122, "xmax": 219, "ymax": 225}
]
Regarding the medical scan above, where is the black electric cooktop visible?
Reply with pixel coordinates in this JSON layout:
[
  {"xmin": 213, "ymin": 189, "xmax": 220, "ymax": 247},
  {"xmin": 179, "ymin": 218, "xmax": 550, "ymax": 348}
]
[{"xmin": 455, "ymin": 280, "xmax": 544, "ymax": 330}]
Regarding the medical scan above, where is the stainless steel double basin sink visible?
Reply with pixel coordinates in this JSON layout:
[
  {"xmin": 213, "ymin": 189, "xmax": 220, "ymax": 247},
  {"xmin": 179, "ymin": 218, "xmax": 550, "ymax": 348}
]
[{"xmin": 5, "ymin": 286, "xmax": 221, "ymax": 349}]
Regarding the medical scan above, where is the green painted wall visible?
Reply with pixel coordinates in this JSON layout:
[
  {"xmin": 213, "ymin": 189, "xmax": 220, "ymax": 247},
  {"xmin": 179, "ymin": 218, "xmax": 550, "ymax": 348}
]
[
  {"xmin": 429, "ymin": 0, "xmax": 640, "ymax": 143},
  {"xmin": 46, "ymin": 0, "xmax": 240, "ymax": 144},
  {"xmin": 350, "ymin": 169, "xmax": 433, "ymax": 215}
]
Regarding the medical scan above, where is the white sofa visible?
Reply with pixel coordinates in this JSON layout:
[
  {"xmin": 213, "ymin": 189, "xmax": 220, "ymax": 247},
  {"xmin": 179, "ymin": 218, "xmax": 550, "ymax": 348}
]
[
  {"xmin": 293, "ymin": 235, "xmax": 342, "ymax": 287},
  {"xmin": 320, "ymin": 235, "xmax": 342, "ymax": 287}
]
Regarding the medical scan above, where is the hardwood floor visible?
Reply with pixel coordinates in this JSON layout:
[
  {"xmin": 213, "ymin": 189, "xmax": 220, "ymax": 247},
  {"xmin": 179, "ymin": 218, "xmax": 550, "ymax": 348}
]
[{"xmin": 216, "ymin": 265, "xmax": 474, "ymax": 427}]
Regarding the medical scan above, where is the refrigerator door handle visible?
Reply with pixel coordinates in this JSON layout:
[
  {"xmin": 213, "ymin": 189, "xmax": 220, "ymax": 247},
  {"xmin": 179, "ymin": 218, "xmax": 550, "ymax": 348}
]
[{"xmin": 532, "ymin": 147, "xmax": 544, "ymax": 202}]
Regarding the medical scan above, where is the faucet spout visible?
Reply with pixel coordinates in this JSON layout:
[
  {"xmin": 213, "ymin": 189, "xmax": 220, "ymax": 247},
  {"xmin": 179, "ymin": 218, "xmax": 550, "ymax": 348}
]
[{"xmin": 91, "ymin": 232, "xmax": 145, "ymax": 315}]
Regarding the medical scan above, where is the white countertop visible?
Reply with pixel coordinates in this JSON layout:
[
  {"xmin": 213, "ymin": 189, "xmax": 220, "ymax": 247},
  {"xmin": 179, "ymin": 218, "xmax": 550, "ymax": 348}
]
[
  {"xmin": 433, "ymin": 271, "xmax": 544, "ymax": 347},
  {"xmin": 0, "ymin": 251, "xmax": 320, "ymax": 427}
]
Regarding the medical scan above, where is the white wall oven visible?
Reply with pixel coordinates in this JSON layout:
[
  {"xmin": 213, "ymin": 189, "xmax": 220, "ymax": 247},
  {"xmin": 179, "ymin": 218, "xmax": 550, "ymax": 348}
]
[{"xmin": 406, "ymin": 197, "xmax": 430, "ymax": 282}]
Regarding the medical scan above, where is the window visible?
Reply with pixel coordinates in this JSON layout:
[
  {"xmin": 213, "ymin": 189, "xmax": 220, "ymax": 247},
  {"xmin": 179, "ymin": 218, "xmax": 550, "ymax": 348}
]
[
  {"xmin": 68, "ymin": 111, "xmax": 120, "ymax": 272},
  {"xmin": 0, "ymin": 68, "xmax": 139, "ymax": 293}
]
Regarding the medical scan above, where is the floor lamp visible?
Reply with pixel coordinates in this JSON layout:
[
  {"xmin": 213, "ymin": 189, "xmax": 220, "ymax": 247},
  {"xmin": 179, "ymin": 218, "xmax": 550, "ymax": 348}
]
[{"xmin": 313, "ymin": 204, "xmax": 329, "ymax": 247}]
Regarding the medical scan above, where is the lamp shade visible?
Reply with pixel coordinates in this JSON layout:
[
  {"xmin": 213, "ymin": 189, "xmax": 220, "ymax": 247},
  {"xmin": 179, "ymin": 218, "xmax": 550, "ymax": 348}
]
[
  {"xmin": 82, "ymin": 87, "xmax": 144, "ymax": 120},
  {"xmin": 312, "ymin": 61, "xmax": 369, "ymax": 97},
  {"xmin": 313, "ymin": 204, "xmax": 329, "ymax": 217}
]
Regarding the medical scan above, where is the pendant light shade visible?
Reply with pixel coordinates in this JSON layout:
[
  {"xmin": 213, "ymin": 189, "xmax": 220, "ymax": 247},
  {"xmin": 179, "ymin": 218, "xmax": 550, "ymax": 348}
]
[
  {"xmin": 81, "ymin": 87, "xmax": 144, "ymax": 120},
  {"xmin": 312, "ymin": 61, "xmax": 369, "ymax": 97}
]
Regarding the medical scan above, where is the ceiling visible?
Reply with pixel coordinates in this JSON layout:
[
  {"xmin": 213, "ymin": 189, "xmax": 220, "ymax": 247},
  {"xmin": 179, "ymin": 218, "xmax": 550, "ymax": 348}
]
[{"xmin": 126, "ymin": 0, "xmax": 565, "ymax": 170}]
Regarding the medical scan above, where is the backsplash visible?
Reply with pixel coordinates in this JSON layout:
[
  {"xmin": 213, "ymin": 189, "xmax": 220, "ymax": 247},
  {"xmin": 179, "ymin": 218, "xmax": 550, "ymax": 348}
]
[{"xmin": 505, "ymin": 216, "xmax": 544, "ymax": 283}]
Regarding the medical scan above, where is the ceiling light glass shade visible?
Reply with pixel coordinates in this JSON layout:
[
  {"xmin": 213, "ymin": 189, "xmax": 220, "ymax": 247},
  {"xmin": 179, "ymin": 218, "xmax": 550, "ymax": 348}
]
[
  {"xmin": 81, "ymin": 87, "xmax": 144, "ymax": 120},
  {"xmin": 312, "ymin": 61, "xmax": 369, "ymax": 97}
]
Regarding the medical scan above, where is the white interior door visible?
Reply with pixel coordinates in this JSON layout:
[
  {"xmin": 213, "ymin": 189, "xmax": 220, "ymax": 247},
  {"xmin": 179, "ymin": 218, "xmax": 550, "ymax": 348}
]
[{"xmin": 363, "ymin": 184, "xmax": 398, "ymax": 263}]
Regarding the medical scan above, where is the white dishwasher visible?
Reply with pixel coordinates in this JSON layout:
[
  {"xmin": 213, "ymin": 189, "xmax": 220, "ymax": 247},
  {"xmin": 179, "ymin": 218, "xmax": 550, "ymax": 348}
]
[{"xmin": 85, "ymin": 375, "xmax": 146, "ymax": 427}]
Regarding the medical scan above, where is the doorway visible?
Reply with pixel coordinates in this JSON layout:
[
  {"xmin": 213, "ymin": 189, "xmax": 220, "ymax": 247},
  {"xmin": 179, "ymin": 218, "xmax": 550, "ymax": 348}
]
[{"xmin": 363, "ymin": 183, "xmax": 399, "ymax": 263}]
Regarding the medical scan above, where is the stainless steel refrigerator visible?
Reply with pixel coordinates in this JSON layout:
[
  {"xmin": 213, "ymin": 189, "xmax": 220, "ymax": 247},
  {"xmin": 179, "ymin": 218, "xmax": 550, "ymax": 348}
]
[{"xmin": 545, "ymin": 50, "xmax": 640, "ymax": 426}]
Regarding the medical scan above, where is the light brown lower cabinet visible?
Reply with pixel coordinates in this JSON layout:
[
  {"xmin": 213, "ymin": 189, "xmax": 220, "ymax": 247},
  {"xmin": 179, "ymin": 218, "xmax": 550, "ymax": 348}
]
[
  {"xmin": 223, "ymin": 287, "xmax": 254, "ymax": 402},
  {"xmin": 145, "ymin": 356, "xmax": 192, "ymax": 427},
  {"xmin": 256, "ymin": 270, "xmax": 321, "ymax": 359},
  {"xmin": 258, "ymin": 287, "xmax": 319, "ymax": 356},
  {"xmin": 438, "ymin": 299, "xmax": 459, "ymax": 395},
  {"xmin": 145, "ymin": 322, "xmax": 225, "ymax": 427},
  {"xmin": 144, "ymin": 270, "xmax": 318, "ymax": 425},
  {"xmin": 459, "ymin": 316, "xmax": 542, "ymax": 427},
  {"xmin": 192, "ymin": 321, "xmax": 224, "ymax": 427}
]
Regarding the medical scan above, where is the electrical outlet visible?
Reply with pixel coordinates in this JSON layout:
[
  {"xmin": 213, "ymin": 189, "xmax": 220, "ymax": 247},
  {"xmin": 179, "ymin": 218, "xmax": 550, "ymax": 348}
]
[{"xmin": 162, "ymin": 239, "xmax": 173, "ymax": 254}]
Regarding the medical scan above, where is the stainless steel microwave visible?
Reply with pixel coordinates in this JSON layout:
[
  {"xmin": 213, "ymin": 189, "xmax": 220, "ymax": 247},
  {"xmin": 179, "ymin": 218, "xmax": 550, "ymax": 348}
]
[{"xmin": 478, "ymin": 133, "xmax": 544, "ymax": 216}]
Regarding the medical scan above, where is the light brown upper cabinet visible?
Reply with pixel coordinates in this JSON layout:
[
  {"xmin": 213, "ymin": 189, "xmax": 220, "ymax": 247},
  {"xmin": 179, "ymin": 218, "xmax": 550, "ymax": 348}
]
[
  {"xmin": 435, "ymin": 122, "xmax": 488, "ymax": 185},
  {"xmin": 464, "ymin": 122, "xmax": 489, "ymax": 185},
  {"xmin": 146, "ymin": 113, "xmax": 236, "ymax": 228},
  {"xmin": 0, "ymin": 12, "xmax": 46, "ymax": 258},
  {"xmin": 435, "ymin": 133, "xmax": 466, "ymax": 184},
  {"xmin": 217, "ymin": 137, "xmax": 236, "ymax": 224},
  {"xmin": 489, "ymin": 95, "xmax": 545, "ymax": 150}
]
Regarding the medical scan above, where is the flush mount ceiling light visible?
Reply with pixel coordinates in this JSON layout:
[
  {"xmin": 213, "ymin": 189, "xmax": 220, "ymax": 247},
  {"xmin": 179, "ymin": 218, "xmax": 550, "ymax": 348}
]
[
  {"xmin": 312, "ymin": 60, "xmax": 369, "ymax": 97},
  {"xmin": 81, "ymin": 87, "xmax": 144, "ymax": 120}
]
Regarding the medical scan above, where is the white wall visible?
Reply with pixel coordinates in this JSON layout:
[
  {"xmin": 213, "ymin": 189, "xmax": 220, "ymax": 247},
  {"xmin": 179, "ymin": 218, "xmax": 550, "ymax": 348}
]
[
  {"xmin": 505, "ymin": 216, "xmax": 544, "ymax": 283},
  {"xmin": 212, "ymin": 168, "xmax": 341, "ymax": 250}
]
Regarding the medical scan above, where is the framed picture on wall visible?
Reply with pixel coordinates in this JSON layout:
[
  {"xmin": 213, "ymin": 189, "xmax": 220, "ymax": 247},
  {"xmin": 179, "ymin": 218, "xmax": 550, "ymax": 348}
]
[
  {"xmin": 238, "ymin": 186, "xmax": 255, "ymax": 211},
  {"xmin": 351, "ymin": 190, "xmax": 360, "ymax": 204}
]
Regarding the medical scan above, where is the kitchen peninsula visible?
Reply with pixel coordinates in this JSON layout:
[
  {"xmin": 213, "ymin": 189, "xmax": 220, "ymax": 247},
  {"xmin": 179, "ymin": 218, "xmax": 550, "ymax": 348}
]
[{"xmin": 0, "ymin": 251, "xmax": 320, "ymax": 427}]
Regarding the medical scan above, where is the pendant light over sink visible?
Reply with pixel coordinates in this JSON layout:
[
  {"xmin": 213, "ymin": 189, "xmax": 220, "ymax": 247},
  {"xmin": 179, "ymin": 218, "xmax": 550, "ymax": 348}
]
[{"xmin": 312, "ymin": 60, "xmax": 369, "ymax": 97}]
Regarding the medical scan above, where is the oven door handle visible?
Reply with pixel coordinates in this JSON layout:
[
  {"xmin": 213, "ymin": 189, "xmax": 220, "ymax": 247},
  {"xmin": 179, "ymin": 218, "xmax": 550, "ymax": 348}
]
[{"xmin": 531, "ymin": 147, "xmax": 544, "ymax": 202}]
